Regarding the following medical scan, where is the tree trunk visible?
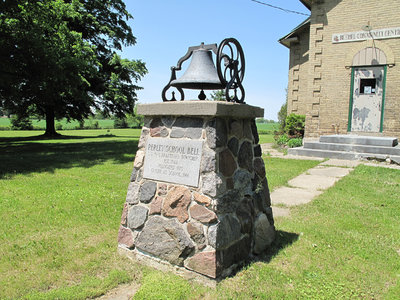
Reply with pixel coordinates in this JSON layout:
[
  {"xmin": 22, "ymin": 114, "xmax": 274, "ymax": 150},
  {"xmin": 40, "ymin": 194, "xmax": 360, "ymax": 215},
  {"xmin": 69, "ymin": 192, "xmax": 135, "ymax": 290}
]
[{"xmin": 44, "ymin": 106, "xmax": 59, "ymax": 137}]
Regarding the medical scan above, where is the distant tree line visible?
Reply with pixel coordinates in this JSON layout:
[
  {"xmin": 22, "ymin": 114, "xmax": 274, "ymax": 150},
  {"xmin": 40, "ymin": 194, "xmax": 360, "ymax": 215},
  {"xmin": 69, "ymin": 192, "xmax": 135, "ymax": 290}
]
[
  {"xmin": 3, "ymin": 110, "xmax": 144, "ymax": 131},
  {"xmin": 256, "ymin": 118, "xmax": 276, "ymax": 124}
]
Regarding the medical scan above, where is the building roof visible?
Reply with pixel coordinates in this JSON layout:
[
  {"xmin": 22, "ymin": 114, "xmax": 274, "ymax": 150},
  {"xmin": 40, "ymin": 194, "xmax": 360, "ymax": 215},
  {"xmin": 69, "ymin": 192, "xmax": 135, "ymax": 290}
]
[
  {"xmin": 300, "ymin": 0, "xmax": 311, "ymax": 9},
  {"xmin": 278, "ymin": 17, "xmax": 310, "ymax": 48}
]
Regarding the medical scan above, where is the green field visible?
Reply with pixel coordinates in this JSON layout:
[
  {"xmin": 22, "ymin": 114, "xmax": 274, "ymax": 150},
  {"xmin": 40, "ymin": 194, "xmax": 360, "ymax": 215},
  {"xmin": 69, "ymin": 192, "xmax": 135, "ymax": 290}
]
[
  {"xmin": 255, "ymin": 122, "xmax": 280, "ymax": 133},
  {"xmin": 1, "ymin": 130, "xmax": 399, "ymax": 299},
  {"xmin": 0, "ymin": 117, "xmax": 279, "ymax": 132}
]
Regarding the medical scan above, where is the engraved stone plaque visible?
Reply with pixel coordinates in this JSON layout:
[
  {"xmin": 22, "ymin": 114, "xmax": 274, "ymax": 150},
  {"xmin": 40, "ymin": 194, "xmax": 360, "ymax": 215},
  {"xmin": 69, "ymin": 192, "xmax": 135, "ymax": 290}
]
[{"xmin": 143, "ymin": 137, "xmax": 203, "ymax": 187}]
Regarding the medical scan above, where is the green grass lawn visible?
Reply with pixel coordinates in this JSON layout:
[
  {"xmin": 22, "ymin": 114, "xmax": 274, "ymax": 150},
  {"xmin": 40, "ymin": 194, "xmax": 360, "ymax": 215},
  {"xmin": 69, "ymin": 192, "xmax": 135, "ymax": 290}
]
[
  {"xmin": 263, "ymin": 156, "xmax": 320, "ymax": 191},
  {"xmin": 0, "ymin": 118, "xmax": 279, "ymax": 132},
  {"xmin": 258, "ymin": 133, "xmax": 275, "ymax": 144},
  {"xmin": 256, "ymin": 122, "xmax": 279, "ymax": 132},
  {"xmin": 208, "ymin": 165, "xmax": 400, "ymax": 299},
  {"xmin": 1, "ymin": 130, "xmax": 399, "ymax": 299},
  {"xmin": 0, "ymin": 129, "xmax": 142, "ymax": 299}
]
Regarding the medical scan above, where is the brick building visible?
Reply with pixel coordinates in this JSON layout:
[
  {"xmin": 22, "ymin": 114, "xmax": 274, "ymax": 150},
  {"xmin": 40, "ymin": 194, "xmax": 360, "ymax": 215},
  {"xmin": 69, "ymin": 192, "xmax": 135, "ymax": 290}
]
[{"xmin": 279, "ymin": 0, "xmax": 400, "ymax": 139}]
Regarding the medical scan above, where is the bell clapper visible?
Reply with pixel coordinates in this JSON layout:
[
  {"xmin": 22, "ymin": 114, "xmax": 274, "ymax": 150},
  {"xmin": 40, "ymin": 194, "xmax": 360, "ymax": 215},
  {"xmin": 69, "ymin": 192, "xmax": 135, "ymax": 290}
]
[
  {"xmin": 171, "ymin": 91, "xmax": 176, "ymax": 101},
  {"xmin": 198, "ymin": 89, "xmax": 206, "ymax": 100}
]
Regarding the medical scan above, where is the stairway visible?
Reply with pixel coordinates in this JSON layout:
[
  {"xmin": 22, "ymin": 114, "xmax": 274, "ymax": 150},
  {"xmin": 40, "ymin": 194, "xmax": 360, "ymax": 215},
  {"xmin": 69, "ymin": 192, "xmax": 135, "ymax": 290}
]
[{"xmin": 288, "ymin": 135, "xmax": 400, "ymax": 164}]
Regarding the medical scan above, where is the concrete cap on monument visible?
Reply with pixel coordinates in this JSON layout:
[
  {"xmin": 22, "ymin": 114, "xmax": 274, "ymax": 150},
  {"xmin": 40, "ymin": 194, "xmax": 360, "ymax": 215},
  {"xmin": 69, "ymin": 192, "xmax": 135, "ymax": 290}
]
[{"xmin": 137, "ymin": 101, "xmax": 263, "ymax": 119}]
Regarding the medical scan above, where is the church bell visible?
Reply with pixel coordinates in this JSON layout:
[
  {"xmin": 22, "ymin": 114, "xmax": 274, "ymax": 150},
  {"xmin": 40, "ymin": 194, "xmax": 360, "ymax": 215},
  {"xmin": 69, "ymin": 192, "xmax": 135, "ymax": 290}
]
[
  {"xmin": 170, "ymin": 48, "xmax": 224, "ymax": 92},
  {"xmin": 162, "ymin": 38, "xmax": 246, "ymax": 103}
]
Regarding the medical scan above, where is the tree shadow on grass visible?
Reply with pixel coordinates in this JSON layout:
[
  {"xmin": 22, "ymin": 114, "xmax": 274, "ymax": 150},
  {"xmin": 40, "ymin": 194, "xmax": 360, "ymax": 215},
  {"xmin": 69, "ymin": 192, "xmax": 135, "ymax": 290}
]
[
  {"xmin": 0, "ymin": 137, "xmax": 138, "ymax": 179},
  {"xmin": 0, "ymin": 133, "xmax": 129, "ymax": 143}
]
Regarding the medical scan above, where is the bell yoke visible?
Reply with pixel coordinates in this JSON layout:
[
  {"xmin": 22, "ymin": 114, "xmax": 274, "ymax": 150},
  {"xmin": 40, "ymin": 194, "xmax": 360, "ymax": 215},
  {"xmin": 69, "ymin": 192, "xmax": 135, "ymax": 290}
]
[{"xmin": 162, "ymin": 38, "xmax": 246, "ymax": 103}]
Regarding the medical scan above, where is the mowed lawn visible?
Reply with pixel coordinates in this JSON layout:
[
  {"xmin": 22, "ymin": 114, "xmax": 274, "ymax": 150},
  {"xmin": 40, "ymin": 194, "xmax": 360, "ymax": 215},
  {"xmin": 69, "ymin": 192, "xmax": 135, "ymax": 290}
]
[
  {"xmin": 0, "ymin": 118, "xmax": 279, "ymax": 131},
  {"xmin": 0, "ymin": 129, "xmax": 142, "ymax": 299},
  {"xmin": 0, "ymin": 130, "xmax": 399, "ymax": 299}
]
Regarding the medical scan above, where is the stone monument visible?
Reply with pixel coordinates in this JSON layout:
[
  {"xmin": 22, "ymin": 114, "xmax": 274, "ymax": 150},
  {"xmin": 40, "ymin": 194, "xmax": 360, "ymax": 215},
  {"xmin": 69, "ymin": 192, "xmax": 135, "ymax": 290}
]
[{"xmin": 117, "ymin": 101, "xmax": 275, "ymax": 282}]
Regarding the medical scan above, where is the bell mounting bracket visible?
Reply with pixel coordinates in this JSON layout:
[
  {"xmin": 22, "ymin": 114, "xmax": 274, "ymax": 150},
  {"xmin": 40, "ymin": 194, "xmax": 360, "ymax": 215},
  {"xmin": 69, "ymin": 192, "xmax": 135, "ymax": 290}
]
[{"xmin": 162, "ymin": 38, "xmax": 246, "ymax": 103}]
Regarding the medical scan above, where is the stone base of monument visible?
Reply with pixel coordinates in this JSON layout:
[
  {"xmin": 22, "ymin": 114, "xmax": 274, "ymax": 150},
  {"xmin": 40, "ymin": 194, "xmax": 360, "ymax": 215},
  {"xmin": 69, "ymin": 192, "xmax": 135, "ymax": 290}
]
[{"xmin": 117, "ymin": 101, "xmax": 275, "ymax": 284}]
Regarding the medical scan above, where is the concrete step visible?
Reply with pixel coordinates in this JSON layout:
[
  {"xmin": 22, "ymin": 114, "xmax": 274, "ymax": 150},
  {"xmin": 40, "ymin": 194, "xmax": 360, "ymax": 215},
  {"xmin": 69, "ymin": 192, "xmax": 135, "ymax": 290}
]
[
  {"xmin": 303, "ymin": 141, "xmax": 400, "ymax": 156},
  {"xmin": 319, "ymin": 135, "xmax": 398, "ymax": 147},
  {"xmin": 288, "ymin": 148, "xmax": 358, "ymax": 160}
]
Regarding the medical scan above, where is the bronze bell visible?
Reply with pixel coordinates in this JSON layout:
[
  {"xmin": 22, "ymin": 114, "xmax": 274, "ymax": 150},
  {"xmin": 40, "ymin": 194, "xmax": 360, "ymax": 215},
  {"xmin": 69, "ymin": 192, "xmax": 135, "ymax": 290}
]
[{"xmin": 170, "ymin": 48, "xmax": 224, "ymax": 93}]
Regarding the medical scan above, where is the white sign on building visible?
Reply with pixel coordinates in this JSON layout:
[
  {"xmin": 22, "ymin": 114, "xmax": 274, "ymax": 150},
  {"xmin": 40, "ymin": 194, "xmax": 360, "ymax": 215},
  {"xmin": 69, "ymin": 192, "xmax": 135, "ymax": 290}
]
[{"xmin": 332, "ymin": 27, "xmax": 400, "ymax": 43}]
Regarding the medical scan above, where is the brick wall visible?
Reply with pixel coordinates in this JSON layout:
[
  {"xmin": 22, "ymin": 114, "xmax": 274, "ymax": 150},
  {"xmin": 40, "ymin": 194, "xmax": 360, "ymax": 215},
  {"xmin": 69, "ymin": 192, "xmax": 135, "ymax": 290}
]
[
  {"xmin": 287, "ymin": 28, "xmax": 310, "ymax": 116},
  {"xmin": 287, "ymin": 0, "xmax": 400, "ymax": 139}
]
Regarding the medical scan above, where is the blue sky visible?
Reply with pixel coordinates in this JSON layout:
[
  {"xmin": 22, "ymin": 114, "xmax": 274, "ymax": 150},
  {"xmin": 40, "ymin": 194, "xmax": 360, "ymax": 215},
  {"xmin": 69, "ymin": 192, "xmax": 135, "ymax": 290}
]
[{"xmin": 123, "ymin": 0, "xmax": 310, "ymax": 120}]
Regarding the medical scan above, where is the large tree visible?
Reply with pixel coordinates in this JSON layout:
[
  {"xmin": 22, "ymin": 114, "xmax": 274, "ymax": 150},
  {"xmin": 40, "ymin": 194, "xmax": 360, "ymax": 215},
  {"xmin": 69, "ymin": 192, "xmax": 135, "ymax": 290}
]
[{"xmin": 0, "ymin": 0, "xmax": 147, "ymax": 136}]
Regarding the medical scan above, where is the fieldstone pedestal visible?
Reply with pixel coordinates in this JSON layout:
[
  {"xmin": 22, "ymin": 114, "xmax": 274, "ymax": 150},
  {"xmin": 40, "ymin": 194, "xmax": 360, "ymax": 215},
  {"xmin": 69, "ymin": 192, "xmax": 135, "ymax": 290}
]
[{"xmin": 117, "ymin": 101, "xmax": 275, "ymax": 284}]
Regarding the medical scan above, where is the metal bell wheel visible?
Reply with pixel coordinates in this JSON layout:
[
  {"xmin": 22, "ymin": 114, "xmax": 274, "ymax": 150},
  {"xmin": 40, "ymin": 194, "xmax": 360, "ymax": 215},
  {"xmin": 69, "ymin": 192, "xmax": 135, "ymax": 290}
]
[{"xmin": 162, "ymin": 38, "xmax": 246, "ymax": 103}]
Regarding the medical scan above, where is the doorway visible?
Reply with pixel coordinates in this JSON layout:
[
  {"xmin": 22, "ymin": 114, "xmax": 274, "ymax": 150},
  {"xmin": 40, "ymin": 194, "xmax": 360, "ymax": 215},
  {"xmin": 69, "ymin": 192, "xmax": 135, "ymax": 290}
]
[{"xmin": 349, "ymin": 66, "xmax": 386, "ymax": 132}]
